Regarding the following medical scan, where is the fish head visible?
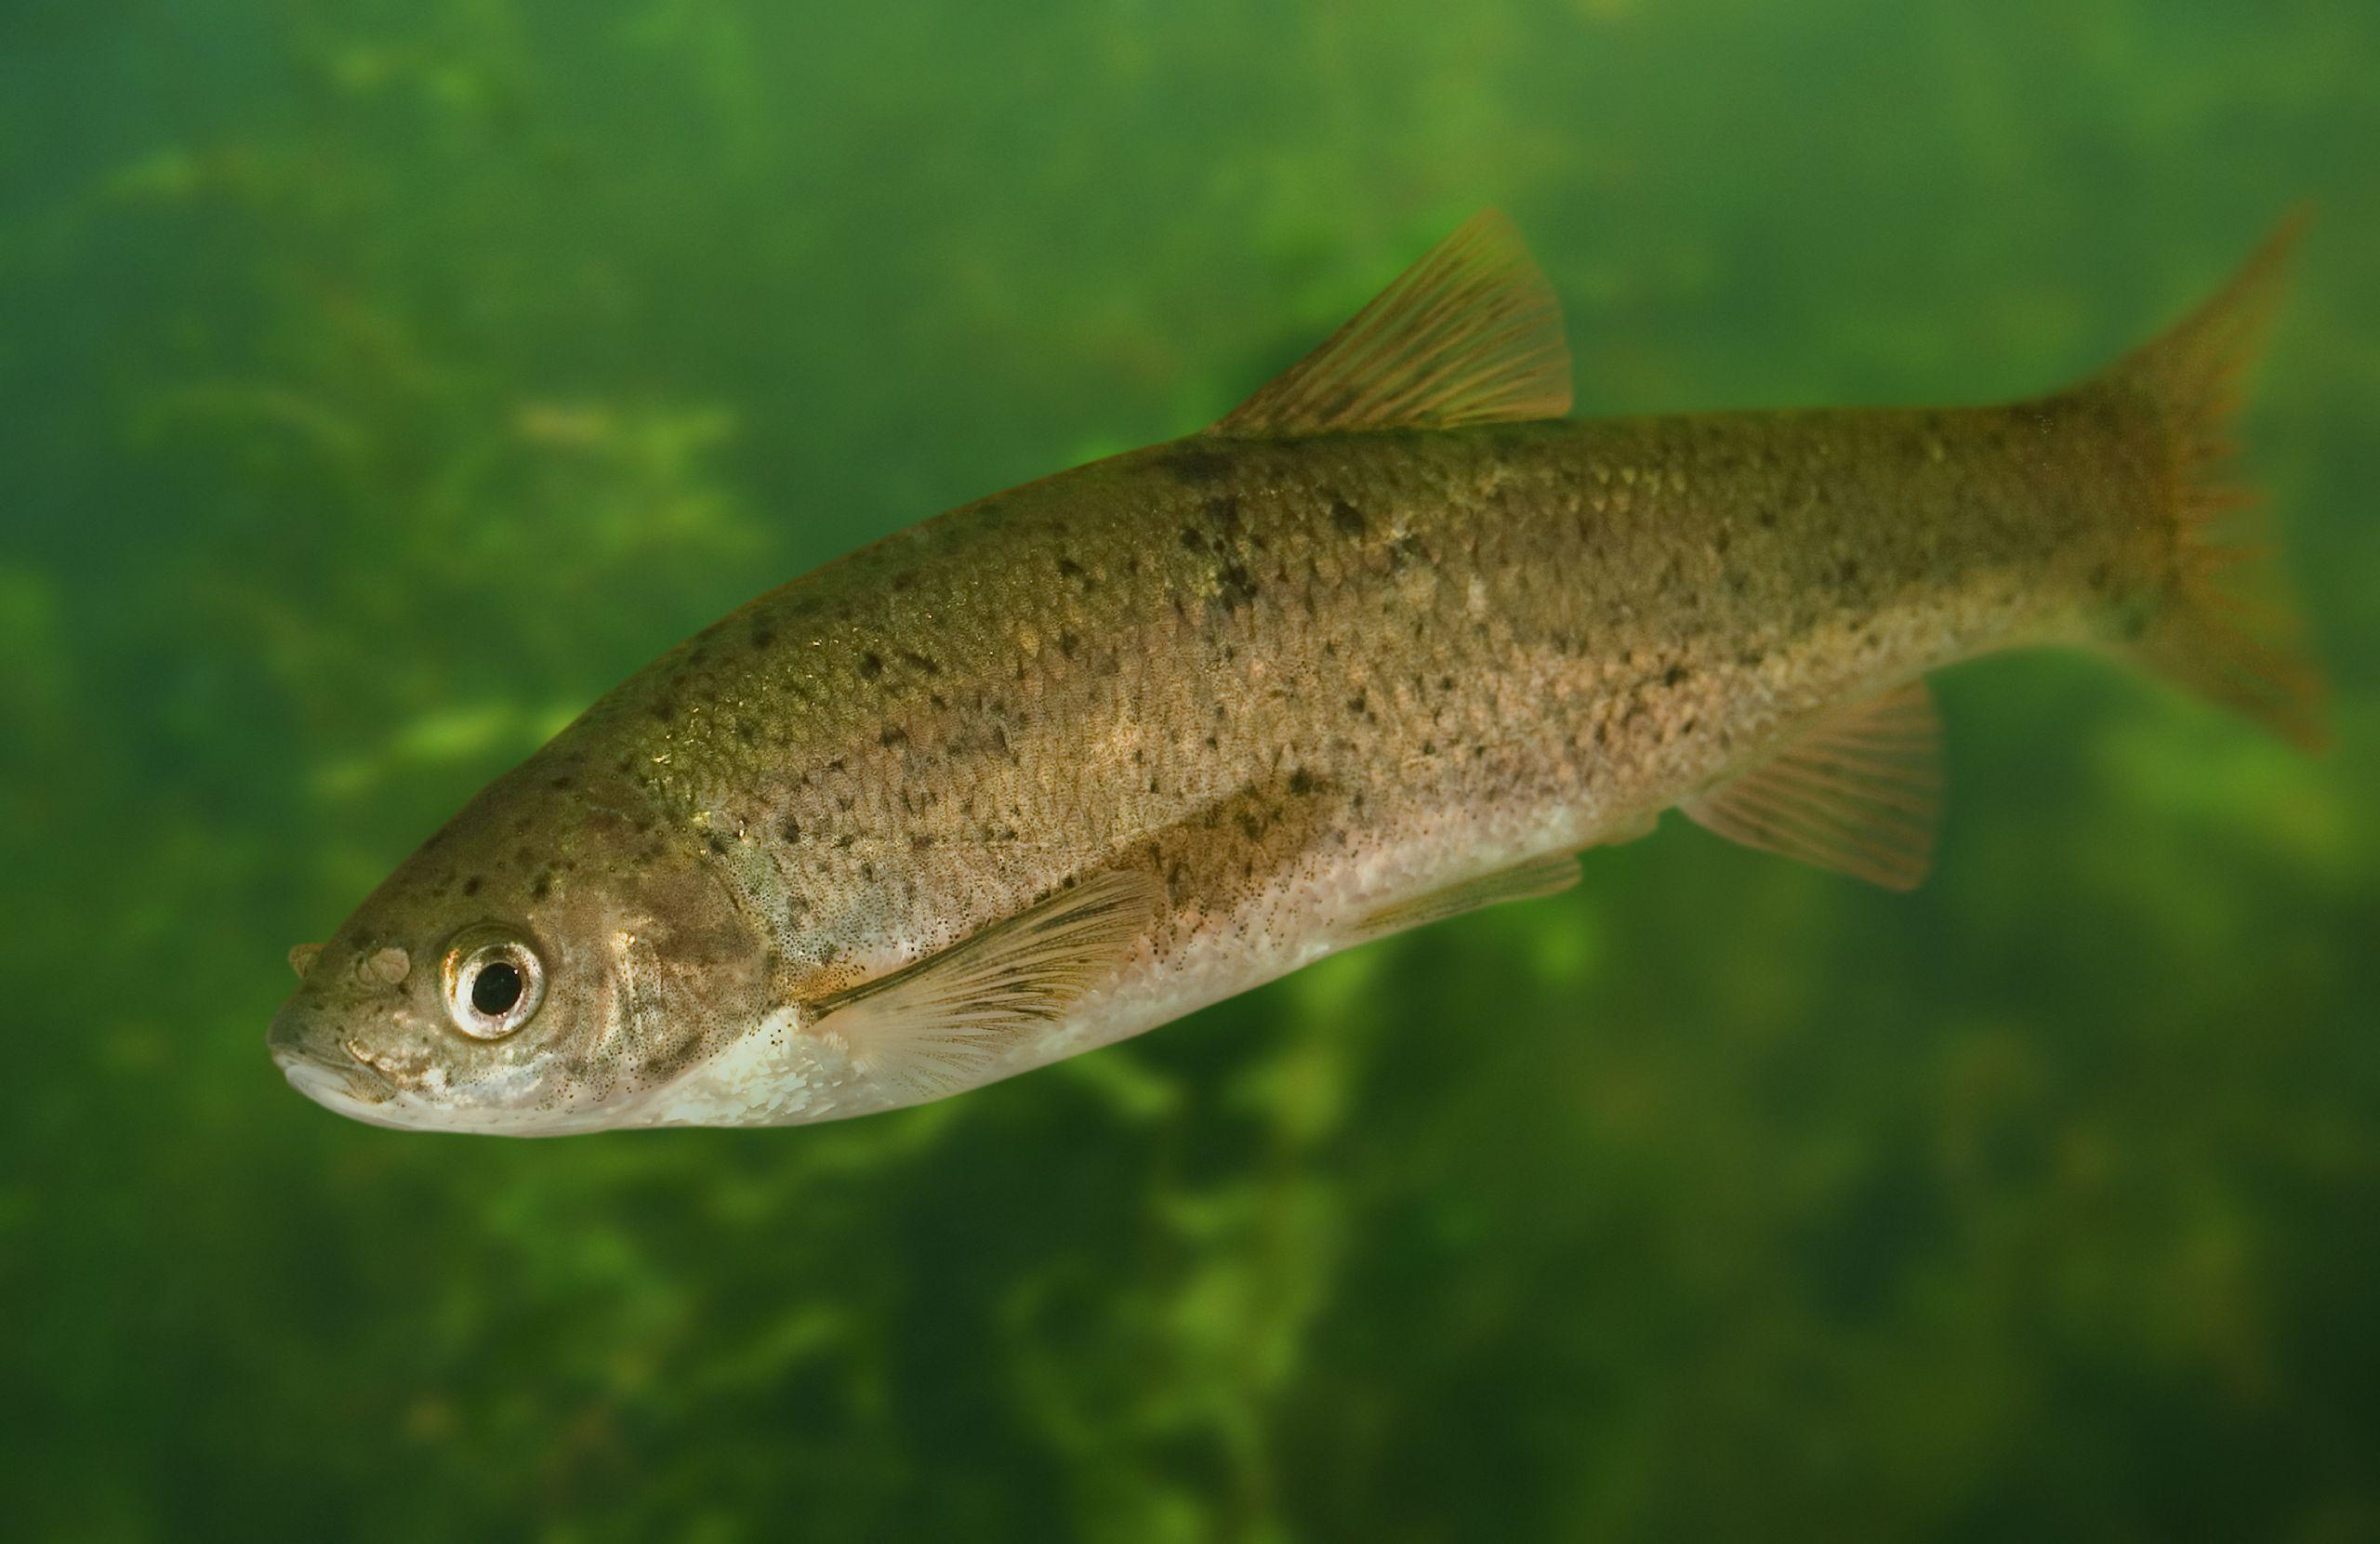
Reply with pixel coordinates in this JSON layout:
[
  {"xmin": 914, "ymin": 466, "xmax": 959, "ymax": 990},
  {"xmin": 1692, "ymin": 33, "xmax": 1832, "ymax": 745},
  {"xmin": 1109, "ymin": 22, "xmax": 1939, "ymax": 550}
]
[{"xmin": 269, "ymin": 764, "xmax": 775, "ymax": 1134}]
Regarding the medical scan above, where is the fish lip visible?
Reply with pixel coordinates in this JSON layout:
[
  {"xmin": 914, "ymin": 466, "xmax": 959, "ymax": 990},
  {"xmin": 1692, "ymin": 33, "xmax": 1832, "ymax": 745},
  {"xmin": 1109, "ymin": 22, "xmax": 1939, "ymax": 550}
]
[
  {"xmin": 272, "ymin": 1039, "xmax": 396, "ymax": 1105},
  {"xmin": 269, "ymin": 1000, "xmax": 404, "ymax": 1114},
  {"xmin": 265, "ymin": 1005, "xmax": 609, "ymax": 1137},
  {"xmin": 271, "ymin": 1041, "xmax": 469, "ymax": 1132}
]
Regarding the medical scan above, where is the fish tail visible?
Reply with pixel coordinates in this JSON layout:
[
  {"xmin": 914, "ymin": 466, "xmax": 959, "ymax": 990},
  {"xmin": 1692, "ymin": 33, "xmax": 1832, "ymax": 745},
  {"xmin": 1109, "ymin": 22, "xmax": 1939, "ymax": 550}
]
[{"xmin": 2091, "ymin": 210, "xmax": 2327, "ymax": 751}]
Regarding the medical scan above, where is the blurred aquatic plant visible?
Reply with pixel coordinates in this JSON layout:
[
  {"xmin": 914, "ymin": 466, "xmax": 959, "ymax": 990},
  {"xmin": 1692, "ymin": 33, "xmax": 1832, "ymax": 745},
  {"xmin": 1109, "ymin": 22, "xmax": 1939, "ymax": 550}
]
[{"xmin": 2, "ymin": 0, "xmax": 2376, "ymax": 1539}]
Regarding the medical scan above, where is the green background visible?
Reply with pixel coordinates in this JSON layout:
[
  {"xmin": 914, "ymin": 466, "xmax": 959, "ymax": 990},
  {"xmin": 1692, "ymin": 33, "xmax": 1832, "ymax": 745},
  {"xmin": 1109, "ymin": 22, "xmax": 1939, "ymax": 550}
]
[{"xmin": 4, "ymin": 1, "xmax": 2374, "ymax": 1538}]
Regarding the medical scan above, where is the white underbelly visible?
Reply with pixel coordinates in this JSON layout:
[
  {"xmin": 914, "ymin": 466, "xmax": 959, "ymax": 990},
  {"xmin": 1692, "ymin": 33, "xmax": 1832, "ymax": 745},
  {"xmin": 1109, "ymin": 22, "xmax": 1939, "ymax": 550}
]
[{"xmin": 637, "ymin": 785, "xmax": 1644, "ymax": 1129}]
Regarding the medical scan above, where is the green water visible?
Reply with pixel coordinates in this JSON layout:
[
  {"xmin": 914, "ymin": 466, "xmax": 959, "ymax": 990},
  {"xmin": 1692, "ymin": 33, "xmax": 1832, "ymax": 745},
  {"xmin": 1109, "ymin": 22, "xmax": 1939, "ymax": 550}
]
[{"xmin": 5, "ymin": 2, "xmax": 2375, "ymax": 1538}]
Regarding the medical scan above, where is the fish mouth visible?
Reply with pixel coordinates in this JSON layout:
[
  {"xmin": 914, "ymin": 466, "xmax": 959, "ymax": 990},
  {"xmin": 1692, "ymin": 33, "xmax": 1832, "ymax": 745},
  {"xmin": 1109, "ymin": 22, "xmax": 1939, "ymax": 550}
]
[
  {"xmin": 272, "ymin": 1046, "xmax": 473, "ymax": 1132},
  {"xmin": 271, "ymin": 1041, "xmax": 408, "ymax": 1125},
  {"xmin": 268, "ymin": 1003, "xmax": 427, "ymax": 1130},
  {"xmin": 266, "ymin": 1004, "xmax": 625, "ymax": 1137}
]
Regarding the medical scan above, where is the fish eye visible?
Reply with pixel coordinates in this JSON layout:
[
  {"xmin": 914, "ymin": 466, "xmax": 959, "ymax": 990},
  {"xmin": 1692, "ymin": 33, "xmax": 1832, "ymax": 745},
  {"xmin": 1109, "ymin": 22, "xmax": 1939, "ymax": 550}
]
[{"xmin": 442, "ymin": 929, "xmax": 545, "ymax": 1040}]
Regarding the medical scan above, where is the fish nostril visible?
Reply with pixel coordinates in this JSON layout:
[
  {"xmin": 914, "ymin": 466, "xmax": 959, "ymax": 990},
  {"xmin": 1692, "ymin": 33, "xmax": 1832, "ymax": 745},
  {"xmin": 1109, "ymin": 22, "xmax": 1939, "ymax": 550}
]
[{"xmin": 357, "ymin": 946, "xmax": 411, "ymax": 987}]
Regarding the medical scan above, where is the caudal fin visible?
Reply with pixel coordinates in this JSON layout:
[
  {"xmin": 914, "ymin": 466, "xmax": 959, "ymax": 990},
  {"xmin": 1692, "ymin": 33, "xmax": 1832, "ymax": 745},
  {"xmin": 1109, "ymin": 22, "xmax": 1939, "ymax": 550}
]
[{"xmin": 2097, "ymin": 212, "xmax": 2326, "ymax": 751}]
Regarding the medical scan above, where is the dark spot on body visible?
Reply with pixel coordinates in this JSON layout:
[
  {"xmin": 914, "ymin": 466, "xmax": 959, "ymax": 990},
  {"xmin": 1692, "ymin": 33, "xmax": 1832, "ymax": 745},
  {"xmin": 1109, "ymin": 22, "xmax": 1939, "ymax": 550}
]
[
  {"xmin": 858, "ymin": 653, "xmax": 883, "ymax": 679},
  {"xmin": 1331, "ymin": 500, "xmax": 1366, "ymax": 536},
  {"xmin": 463, "ymin": 877, "xmax": 483, "ymax": 897},
  {"xmin": 779, "ymin": 817, "xmax": 801, "ymax": 843},
  {"xmin": 1288, "ymin": 769, "xmax": 1317, "ymax": 796},
  {"xmin": 751, "ymin": 627, "xmax": 775, "ymax": 650},
  {"xmin": 531, "ymin": 873, "xmax": 553, "ymax": 902},
  {"xmin": 707, "ymin": 835, "xmax": 730, "ymax": 856},
  {"xmin": 901, "ymin": 651, "xmax": 941, "ymax": 675},
  {"xmin": 1058, "ymin": 631, "xmax": 1078, "ymax": 658},
  {"xmin": 879, "ymin": 726, "xmax": 909, "ymax": 749},
  {"xmin": 1663, "ymin": 664, "xmax": 1690, "ymax": 687}
]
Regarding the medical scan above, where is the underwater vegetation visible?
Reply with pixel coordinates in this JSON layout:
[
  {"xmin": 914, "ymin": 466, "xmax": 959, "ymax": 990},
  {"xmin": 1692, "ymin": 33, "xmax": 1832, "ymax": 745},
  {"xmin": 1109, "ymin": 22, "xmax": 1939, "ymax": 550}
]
[{"xmin": 3, "ymin": 0, "xmax": 2376, "ymax": 1538}]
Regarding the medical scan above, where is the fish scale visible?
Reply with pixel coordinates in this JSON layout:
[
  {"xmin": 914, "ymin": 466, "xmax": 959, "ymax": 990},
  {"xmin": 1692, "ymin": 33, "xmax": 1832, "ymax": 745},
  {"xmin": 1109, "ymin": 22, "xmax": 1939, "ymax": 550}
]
[
  {"xmin": 268, "ymin": 209, "xmax": 2320, "ymax": 1134},
  {"xmin": 602, "ymin": 409, "xmax": 2098, "ymax": 951}
]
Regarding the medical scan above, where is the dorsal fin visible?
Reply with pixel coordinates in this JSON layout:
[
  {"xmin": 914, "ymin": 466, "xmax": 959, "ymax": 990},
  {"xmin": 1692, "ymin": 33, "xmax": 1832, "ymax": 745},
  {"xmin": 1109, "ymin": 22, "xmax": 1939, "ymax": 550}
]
[
  {"xmin": 1680, "ymin": 680, "xmax": 1943, "ymax": 891},
  {"xmin": 1210, "ymin": 209, "xmax": 1573, "ymax": 439}
]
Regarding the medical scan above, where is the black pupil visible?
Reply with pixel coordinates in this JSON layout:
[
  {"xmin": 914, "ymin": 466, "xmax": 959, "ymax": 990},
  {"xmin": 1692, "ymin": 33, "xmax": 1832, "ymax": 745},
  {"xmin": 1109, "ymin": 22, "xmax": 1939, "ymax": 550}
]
[{"xmin": 470, "ymin": 959, "xmax": 523, "ymax": 1016}]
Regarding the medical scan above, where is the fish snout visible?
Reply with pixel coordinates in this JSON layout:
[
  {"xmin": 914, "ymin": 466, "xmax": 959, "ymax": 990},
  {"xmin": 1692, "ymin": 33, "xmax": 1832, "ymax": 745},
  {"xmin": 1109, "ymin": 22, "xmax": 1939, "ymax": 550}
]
[{"xmin": 269, "ymin": 999, "xmax": 397, "ymax": 1110}]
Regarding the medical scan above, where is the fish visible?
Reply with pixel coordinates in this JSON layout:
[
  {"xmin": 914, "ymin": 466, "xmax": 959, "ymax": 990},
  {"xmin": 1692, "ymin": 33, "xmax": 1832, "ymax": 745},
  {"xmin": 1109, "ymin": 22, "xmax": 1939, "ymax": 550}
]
[{"xmin": 268, "ymin": 209, "xmax": 2322, "ymax": 1135}]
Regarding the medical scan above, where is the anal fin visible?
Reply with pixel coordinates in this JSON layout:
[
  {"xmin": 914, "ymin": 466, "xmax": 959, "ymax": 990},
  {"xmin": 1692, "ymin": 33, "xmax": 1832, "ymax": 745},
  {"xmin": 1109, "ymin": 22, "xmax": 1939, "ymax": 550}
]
[
  {"xmin": 1681, "ymin": 680, "xmax": 1942, "ymax": 891},
  {"xmin": 810, "ymin": 868, "xmax": 1163, "ymax": 1102},
  {"xmin": 1353, "ymin": 850, "xmax": 1581, "ymax": 942}
]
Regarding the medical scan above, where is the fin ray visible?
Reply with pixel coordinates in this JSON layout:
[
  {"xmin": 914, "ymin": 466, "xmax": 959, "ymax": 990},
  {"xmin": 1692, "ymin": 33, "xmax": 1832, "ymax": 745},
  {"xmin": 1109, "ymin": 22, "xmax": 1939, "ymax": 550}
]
[
  {"xmin": 2098, "ymin": 211, "xmax": 2326, "ymax": 750},
  {"xmin": 1210, "ymin": 209, "xmax": 1572, "ymax": 438},
  {"xmin": 1352, "ymin": 850, "xmax": 1580, "ymax": 941},
  {"xmin": 1681, "ymin": 681, "xmax": 1942, "ymax": 891},
  {"xmin": 811, "ymin": 868, "xmax": 1162, "ymax": 1102}
]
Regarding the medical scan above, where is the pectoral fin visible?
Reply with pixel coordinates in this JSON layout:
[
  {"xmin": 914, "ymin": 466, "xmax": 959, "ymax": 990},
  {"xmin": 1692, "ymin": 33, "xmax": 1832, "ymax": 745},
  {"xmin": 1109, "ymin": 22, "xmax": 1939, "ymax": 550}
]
[
  {"xmin": 1681, "ymin": 680, "xmax": 1942, "ymax": 891},
  {"xmin": 1353, "ymin": 851, "xmax": 1582, "ymax": 942},
  {"xmin": 810, "ymin": 868, "xmax": 1163, "ymax": 1102}
]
